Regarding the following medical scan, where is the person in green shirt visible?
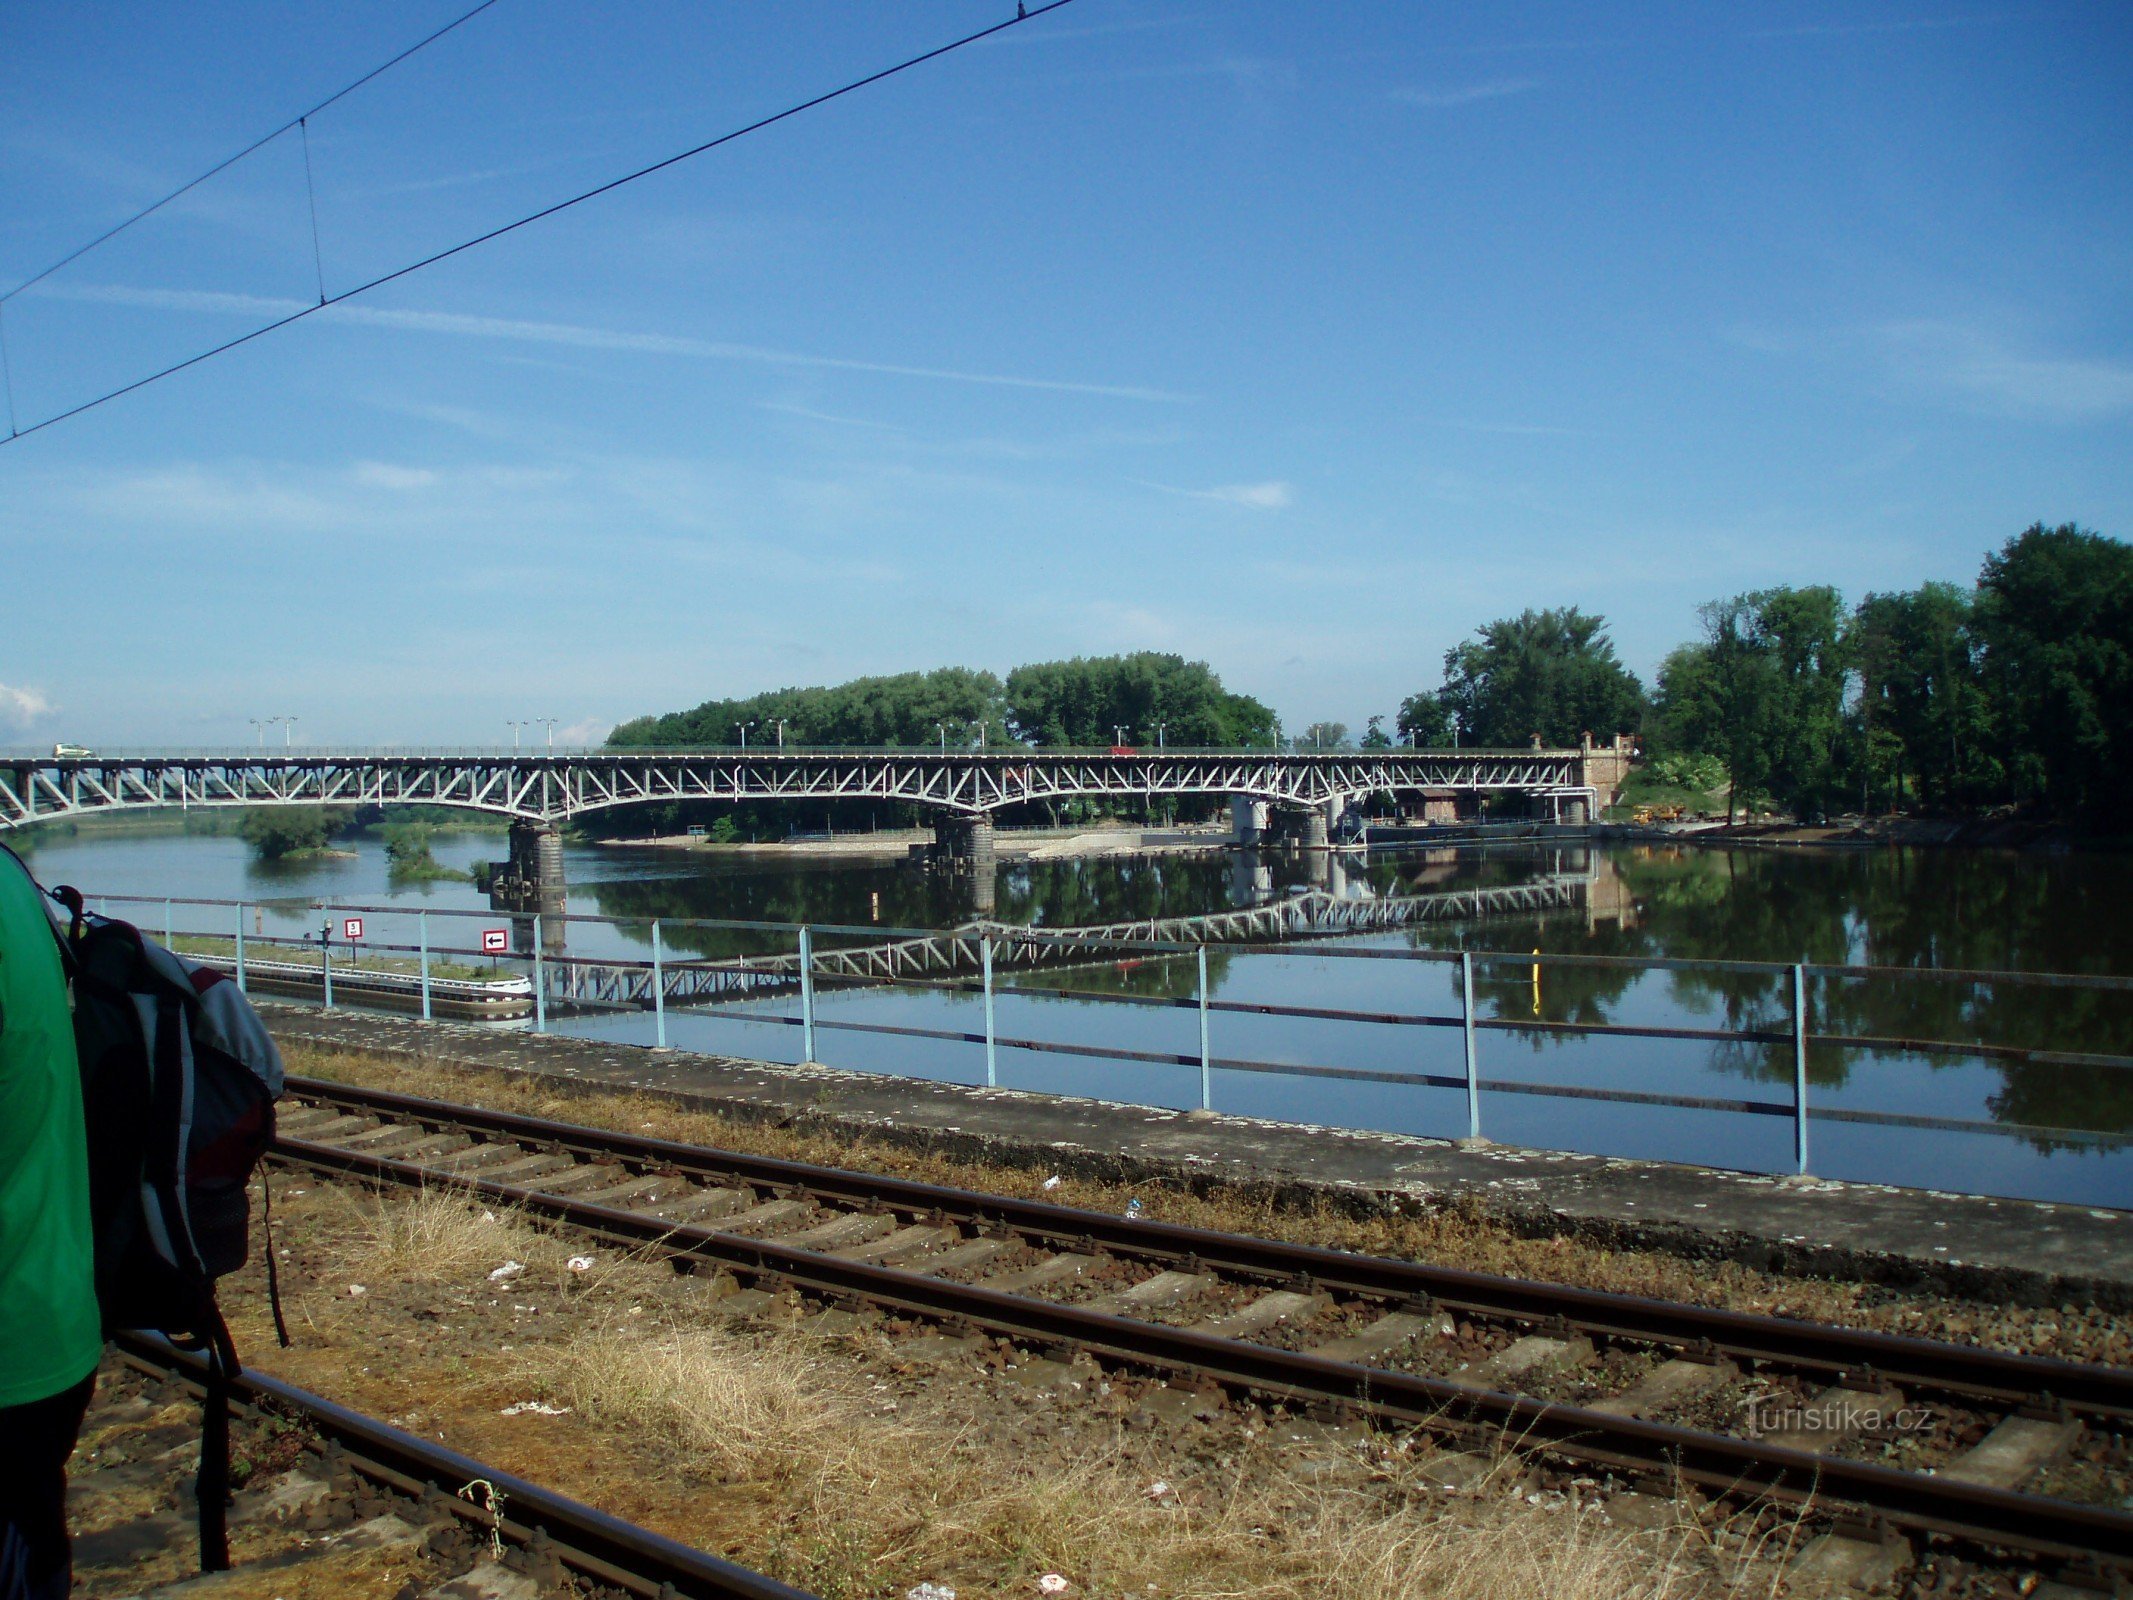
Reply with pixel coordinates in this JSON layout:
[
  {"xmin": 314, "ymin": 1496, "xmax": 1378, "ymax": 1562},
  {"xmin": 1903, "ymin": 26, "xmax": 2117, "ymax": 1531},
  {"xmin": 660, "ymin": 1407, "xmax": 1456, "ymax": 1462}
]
[{"xmin": 0, "ymin": 845, "xmax": 103, "ymax": 1600}]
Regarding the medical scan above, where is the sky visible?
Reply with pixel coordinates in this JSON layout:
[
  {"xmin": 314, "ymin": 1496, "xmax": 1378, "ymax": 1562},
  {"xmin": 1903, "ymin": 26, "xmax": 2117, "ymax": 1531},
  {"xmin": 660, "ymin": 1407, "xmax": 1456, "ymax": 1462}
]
[{"xmin": 1, "ymin": 0, "xmax": 2128, "ymax": 748}]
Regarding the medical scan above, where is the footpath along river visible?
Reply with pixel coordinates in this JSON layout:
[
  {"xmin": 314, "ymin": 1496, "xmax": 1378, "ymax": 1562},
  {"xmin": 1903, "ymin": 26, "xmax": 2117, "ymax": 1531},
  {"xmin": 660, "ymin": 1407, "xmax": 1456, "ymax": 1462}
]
[{"xmin": 13, "ymin": 820, "xmax": 2132, "ymax": 1206}]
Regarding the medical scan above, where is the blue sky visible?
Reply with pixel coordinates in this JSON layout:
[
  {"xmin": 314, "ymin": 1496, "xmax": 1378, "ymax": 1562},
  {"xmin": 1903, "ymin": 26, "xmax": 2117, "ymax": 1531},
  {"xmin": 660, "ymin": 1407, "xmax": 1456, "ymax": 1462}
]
[{"xmin": 2, "ymin": 1, "xmax": 2127, "ymax": 746}]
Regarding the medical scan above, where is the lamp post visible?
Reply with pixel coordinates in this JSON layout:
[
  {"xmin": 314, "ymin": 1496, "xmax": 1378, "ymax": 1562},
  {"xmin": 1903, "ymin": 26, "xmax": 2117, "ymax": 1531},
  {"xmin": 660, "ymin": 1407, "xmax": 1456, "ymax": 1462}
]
[
  {"xmin": 506, "ymin": 720, "xmax": 526, "ymax": 750},
  {"xmin": 736, "ymin": 721, "xmax": 754, "ymax": 749},
  {"xmin": 536, "ymin": 717, "xmax": 557, "ymax": 751},
  {"xmin": 772, "ymin": 718, "xmax": 789, "ymax": 749},
  {"xmin": 1156, "ymin": 722, "xmax": 1167, "ymax": 749},
  {"xmin": 250, "ymin": 718, "xmax": 269, "ymax": 747},
  {"xmin": 937, "ymin": 722, "xmax": 948, "ymax": 752},
  {"xmin": 1113, "ymin": 724, "xmax": 1129, "ymax": 746},
  {"xmin": 282, "ymin": 717, "xmax": 297, "ymax": 747}
]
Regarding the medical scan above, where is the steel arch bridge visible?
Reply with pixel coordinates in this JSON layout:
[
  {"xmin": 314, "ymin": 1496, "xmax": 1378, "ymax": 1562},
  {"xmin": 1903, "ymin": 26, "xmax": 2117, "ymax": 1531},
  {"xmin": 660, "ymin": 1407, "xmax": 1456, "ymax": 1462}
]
[{"xmin": 0, "ymin": 747, "xmax": 1595, "ymax": 831}]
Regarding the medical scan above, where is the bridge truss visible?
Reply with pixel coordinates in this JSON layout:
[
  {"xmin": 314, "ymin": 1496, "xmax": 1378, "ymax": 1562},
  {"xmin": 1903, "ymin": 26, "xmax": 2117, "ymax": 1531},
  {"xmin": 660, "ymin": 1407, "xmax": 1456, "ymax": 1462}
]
[{"xmin": 0, "ymin": 747, "xmax": 1589, "ymax": 831}]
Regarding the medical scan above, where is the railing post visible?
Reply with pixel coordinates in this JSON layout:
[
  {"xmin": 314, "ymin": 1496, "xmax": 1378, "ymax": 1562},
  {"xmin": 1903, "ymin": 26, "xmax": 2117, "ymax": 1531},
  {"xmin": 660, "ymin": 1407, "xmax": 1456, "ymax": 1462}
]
[
  {"xmin": 322, "ymin": 929, "xmax": 334, "ymax": 1010},
  {"xmin": 1793, "ymin": 962, "xmax": 1809, "ymax": 1175},
  {"xmin": 651, "ymin": 920, "xmax": 667, "ymax": 1048},
  {"xmin": 1198, "ymin": 944, "xmax": 1212, "ymax": 1111},
  {"xmin": 234, "ymin": 904, "xmax": 246, "ymax": 994},
  {"xmin": 1461, "ymin": 951, "xmax": 1481, "ymax": 1141},
  {"xmin": 418, "ymin": 910, "xmax": 432, "ymax": 1022},
  {"xmin": 164, "ymin": 897, "xmax": 173, "ymax": 949},
  {"xmin": 532, "ymin": 914, "xmax": 546, "ymax": 1034},
  {"xmin": 798, "ymin": 924, "xmax": 816, "ymax": 1063},
  {"xmin": 982, "ymin": 932, "xmax": 997, "ymax": 1088}
]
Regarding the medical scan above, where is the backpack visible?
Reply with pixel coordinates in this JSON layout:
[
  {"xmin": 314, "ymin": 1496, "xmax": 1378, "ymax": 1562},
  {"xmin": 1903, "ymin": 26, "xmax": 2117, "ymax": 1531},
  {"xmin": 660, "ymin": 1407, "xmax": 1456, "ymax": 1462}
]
[{"xmin": 0, "ymin": 845, "xmax": 285, "ymax": 1573}]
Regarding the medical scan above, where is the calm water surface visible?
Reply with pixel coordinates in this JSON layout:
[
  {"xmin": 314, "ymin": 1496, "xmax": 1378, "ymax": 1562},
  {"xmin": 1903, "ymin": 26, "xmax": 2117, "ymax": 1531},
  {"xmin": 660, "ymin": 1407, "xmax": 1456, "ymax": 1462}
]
[{"xmin": 18, "ymin": 823, "xmax": 2131, "ymax": 1206}]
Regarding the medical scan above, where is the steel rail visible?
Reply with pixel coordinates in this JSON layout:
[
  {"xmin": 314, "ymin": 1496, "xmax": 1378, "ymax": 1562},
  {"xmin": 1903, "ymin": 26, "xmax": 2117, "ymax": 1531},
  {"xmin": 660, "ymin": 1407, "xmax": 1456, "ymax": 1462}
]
[
  {"xmin": 113, "ymin": 1332, "xmax": 815, "ymax": 1600},
  {"xmin": 267, "ymin": 1127, "xmax": 2133, "ymax": 1568},
  {"xmin": 281, "ymin": 1076, "xmax": 2133, "ymax": 1417}
]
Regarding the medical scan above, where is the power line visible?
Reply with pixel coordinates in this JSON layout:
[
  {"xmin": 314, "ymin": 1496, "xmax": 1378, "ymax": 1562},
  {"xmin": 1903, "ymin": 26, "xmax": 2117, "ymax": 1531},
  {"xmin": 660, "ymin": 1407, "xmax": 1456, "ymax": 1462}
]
[
  {"xmin": 1, "ymin": 0, "xmax": 1077, "ymax": 447},
  {"xmin": 0, "ymin": 0, "xmax": 504, "ymax": 304}
]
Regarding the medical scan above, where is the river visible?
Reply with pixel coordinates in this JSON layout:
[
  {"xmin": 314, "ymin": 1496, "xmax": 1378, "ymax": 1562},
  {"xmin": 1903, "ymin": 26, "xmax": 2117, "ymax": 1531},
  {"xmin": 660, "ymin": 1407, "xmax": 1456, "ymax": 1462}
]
[{"xmin": 13, "ymin": 821, "xmax": 2130, "ymax": 1207}]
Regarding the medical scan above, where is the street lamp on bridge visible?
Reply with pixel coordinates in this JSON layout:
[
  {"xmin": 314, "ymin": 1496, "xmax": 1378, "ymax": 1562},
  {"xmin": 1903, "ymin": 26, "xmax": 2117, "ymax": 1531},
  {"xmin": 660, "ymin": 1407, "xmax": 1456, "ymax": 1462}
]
[
  {"xmin": 1156, "ymin": 722, "xmax": 1167, "ymax": 749},
  {"xmin": 249, "ymin": 718, "xmax": 270, "ymax": 747},
  {"xmin": 281, "ymin": 717, "xmax": 297, "ymax": 747},
  {"xmin": 506, "ymin": 720, "xmax": 526, "ymax": 750},
  {"xmin": 772, "ymin": 718, "xmax": 789, "ymax": 749},
  {"xmin": 936, "ymin": 722, "xmax": 949, "ymax": 753},
  {"xmin": 736, "ymin": 721, "xmax": 755, "ymax": 749},
  {"xmin": 1113, "ymin": 724, "xmax": 1129, "ymax": 747},
  {"xmin": 536, "ymin": 717, "xmax": 557, "ymax": 751}
]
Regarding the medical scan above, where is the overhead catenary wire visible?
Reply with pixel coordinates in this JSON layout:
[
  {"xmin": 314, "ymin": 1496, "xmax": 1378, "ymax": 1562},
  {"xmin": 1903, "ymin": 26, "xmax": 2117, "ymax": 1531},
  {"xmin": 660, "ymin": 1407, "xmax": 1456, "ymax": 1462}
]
[
  {"xmin": 0, "ymin": 0, "xmax": 1077, "ymax": 446},
  {"xmin": 0, "ymin": 0, "xmax": 504, "ymax": 305}
]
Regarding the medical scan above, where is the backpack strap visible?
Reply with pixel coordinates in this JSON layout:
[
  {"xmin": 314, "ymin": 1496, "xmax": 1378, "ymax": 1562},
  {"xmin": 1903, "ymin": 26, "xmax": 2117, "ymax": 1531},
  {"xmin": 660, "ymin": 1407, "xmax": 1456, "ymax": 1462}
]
[{"xmin": 194, "ymin": 1300, "xmax": 240, "ymax": 1573}]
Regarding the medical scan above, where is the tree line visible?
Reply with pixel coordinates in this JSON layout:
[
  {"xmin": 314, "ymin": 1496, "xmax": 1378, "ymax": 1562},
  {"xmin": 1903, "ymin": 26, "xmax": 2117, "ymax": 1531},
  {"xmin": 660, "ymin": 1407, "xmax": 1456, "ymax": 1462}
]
[
  {"xmin": 607, "ymin": 653, "xmax": 1280, "ymax": 751},
  {"xmin": 608, "ymin": 523, "xmax": 2127, "ymax": 826},
  {"xmin": 1392, "ymin": 523, "xmax": 2131, "ymax": 825}
]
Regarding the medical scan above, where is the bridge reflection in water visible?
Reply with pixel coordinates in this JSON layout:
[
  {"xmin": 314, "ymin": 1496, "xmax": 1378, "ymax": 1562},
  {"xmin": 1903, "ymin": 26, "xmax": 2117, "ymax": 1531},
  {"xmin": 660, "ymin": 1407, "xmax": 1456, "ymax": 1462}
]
[{"xmin": 543, "ymin": 852, "xmax": 1601, "ymax": 1013}]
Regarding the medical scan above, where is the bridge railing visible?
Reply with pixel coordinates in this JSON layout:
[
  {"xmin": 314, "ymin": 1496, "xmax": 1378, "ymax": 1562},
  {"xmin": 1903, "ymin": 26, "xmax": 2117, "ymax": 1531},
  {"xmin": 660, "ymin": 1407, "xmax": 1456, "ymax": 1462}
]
[
  {"xmin": 3, "ymin": 743, "xmax": 1561, "ymax": 760},
  {"xmin": 80, "ymin": 890, "xmax": 2133, "ymax": 1199}
]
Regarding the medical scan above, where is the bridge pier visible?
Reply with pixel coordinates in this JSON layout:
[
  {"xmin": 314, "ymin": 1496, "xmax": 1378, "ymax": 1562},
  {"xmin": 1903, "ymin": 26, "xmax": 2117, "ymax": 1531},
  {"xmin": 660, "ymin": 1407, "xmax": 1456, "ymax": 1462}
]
[
  {"xmin": 1267, "ymin": 800, "xmax": 1334, "ymax": 852},
  {"xmin": 1229, "ymin": 796, "xmax": 1268, "ymax": 848},
  {"xmin": 931, "ymin": 814, "xmax": 996, "ymax": 871},
  {"xmin": 490, "ymin": 821, "xmax": 567, "ymax": 934}
]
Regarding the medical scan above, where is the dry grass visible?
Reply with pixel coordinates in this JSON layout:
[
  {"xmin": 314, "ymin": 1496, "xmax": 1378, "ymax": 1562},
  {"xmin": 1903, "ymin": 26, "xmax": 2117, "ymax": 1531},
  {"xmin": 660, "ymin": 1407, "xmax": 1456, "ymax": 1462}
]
[
  {"xmin": 315, "ymin": 1182, "xmax": 546, "ymax": 1287},
  {"xmin": 516, "ymin": 1312, "xmax": 1734, "ymax": 1600},
  {"xmin": 284, "ymin": 1039, "xmax": 2131, "ymax": 1365}
]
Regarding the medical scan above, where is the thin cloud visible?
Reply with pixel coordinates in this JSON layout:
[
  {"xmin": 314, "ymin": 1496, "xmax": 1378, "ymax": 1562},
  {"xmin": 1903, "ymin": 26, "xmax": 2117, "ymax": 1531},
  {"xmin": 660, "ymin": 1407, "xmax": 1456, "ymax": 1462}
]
[
  {"xmin": 0, "ymin": 683, "xmax": 54, "ymax": 726},
  {"xmin": 352, "ymin": 461, "xmax": 438, "ymax": 490},
  {"xmin": 38, "ymin": 283, "xmax": 1192, "ymax": 403},
  {"xmin": 1392, "ymin": 77, "xmax": 1541, "ymax": 108},
  {"xmin": 1877, "ymin": 320, "xmax": 2133, "ymax": 421},
  {"xmin": 1143, "ymin": 478, "xmax": 1293, "ymax": 510}
]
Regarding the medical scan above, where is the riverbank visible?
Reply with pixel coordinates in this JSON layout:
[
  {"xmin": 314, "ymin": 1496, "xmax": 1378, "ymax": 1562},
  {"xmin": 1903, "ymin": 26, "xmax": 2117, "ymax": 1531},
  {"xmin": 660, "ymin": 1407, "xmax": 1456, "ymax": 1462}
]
[
  {"xmin": 265, "ymin": 1004, "xmax": 2133, "ymax": 1314},
  {"xmin": 1599, "ymin": 815, "xmax": 2087, "ymax": 850}
]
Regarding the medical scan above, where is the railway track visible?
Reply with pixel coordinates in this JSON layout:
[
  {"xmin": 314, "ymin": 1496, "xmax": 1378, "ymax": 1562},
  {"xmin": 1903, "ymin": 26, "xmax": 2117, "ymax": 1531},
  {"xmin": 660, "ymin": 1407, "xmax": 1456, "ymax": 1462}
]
[
  {"xmin": 89, "ymin": 1333, "xmax": 814, "ymax": 1599},
  {"xmin": 274, "ymin": 1074, "xmax": 2133, "ymax": 1588}
]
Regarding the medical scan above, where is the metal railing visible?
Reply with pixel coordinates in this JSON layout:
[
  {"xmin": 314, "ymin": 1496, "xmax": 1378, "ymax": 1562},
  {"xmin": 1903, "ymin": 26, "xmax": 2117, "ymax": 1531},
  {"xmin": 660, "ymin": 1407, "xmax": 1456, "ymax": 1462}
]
[{"xmin": 82, "ymin": 891, "xmax": 2133, "ymax": 1184}]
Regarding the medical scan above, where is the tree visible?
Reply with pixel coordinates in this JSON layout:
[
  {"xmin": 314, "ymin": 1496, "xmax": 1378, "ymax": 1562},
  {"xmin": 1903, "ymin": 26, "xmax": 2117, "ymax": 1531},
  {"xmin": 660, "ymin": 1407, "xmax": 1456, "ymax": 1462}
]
[
  {"xmin": 1656, "ymin": 587, "xmax": 1847, "ymax": 822},
  {"xmin": 1360, "ymin": 715, "xmax": 1393, "ymax": 749},
  {"xmin": 1395, "ymin": 690, "xmax": 1454, "ymax": 747},
  {"xmin": 1003, "ymin": 654, "xmax": 1277, "ymax": 747},
  {"xmin": 1848, "ymin": 583, "xmax": 1992, "ymax": 809},
  {"xmin": 1409, "ymin": 608, "xmax": 1644, "ymax": 749},
  {"xmin": 240, "ymin": 807, "xmax": 345, "ymax": 860},
  {"xmin": 1297, "ymin": 721, "xmax": 1350, "ymax": 749},
  {"xmin": 1974, "ymin": 523, "xmax": 2133, "ymax": 821}
]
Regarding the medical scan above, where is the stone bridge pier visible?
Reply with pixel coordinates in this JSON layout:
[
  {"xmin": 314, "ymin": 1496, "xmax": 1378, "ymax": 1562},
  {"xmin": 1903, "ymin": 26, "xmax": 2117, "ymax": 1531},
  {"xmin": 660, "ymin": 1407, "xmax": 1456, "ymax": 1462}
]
[
  {"xmin": 930, "ymin": 815, "xmax": 996, "ymax": 913},
  {"xmin": 1265, "ymin": 797, "xmax": 1341, "ymax": 852},
  {"xmin": 490, "ymin": 820, "xmax": 566, "ymax": 942}
]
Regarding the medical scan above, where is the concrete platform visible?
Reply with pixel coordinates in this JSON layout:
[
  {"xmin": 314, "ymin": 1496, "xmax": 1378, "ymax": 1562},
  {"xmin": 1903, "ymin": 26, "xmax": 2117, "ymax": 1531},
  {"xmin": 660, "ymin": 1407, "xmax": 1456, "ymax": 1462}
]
[{"xmin": 260, "ymin": 1003, "xmax": 2133, "ymax": 1309}]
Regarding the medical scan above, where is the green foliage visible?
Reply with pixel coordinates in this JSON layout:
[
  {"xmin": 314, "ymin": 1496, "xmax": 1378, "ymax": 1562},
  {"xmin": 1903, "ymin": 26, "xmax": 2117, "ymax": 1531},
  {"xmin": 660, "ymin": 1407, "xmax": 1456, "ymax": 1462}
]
[
  {"xmin": 609, "ymin": 666, "xmax": 1007, "ymax": 749},
  {"xmin": 1654, "ymin": 526, "xmax": 2130, "ymax": 826},
  {"xmin": 1359, "ymin": 715, "xmax": 1393, "ymax": 749},
  {"xmin": 1656, "ymin": 587, "xmax": 1846, "ymax": 821},
  {"xmin": 381, "ymin": 821, "xmax": 468, "ymax": 882},
  {"xmin": 1003, "ymin": 653, "xmax": 1277, "ymax": 747},
  {"xmin": 239, "ymin": 807, "xmax": 347, "ymax": 860},
  {"xmin": 1849, "ymin": 581, "xmax": 1993, "ymax": 808},
  {"xmin": 1402, "ymin": 608, "xmax": 1644, "ymax": 749},
  {"xmin": 1296, "ymin": 721, "xmax": 1349, "ymax": 749},
  {"xmin": 1975, "ymin": 523, "xmax": 2133, "ymax": 823},
  {"xmin": 1644, "ymin": 752, "xmax": 1727, "ymax": 793}
]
